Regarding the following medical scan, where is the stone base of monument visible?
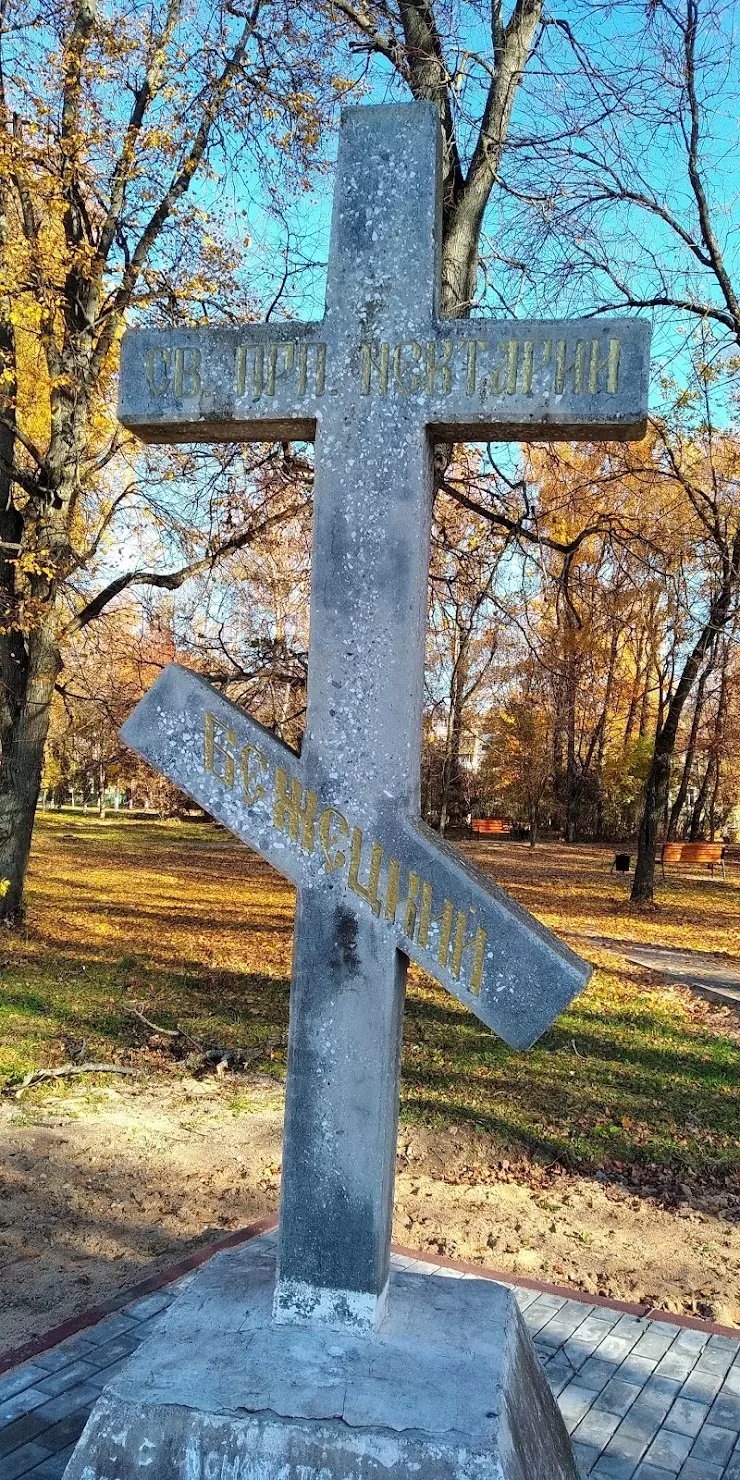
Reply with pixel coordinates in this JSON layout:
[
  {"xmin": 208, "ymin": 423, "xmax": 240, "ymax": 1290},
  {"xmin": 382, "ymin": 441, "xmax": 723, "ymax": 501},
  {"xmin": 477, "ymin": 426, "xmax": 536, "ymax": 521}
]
[{"xmin": 62, "ymin": 1237, "xmax": 580, "ymax": 1480}]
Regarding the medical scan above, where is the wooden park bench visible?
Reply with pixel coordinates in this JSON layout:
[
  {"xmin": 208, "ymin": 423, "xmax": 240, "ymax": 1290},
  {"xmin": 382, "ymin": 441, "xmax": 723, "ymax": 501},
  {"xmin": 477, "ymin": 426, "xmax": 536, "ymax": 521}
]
[
  {"xmin": 471, "ymin": 818, "xmax": 511, "ymax": 836},
  {"xmin": 661, "ymin": 841, "xmax": 726, "ymax": 880}
]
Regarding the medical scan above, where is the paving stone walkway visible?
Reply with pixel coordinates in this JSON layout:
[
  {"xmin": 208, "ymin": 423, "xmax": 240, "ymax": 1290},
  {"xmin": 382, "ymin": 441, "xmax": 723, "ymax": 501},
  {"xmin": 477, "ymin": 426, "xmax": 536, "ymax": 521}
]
[{"xmin": 2, "ymin": 1234, "xmax": 739, "ymax": 1479}]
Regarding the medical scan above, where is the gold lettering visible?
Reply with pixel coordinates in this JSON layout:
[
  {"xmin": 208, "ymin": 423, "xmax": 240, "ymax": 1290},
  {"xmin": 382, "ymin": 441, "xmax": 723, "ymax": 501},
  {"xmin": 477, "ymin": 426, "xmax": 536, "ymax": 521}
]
[
  {"xmin": 588, "ymin": 337, "xmax": 621, "ymax": 394},
  {"xmin": 554, "ymin": 340, "xmax": 586, "ymax": 395},
  {"xmin": 318, "ymin": 806, "xmax": 349, "ymax": 873},
  {"xmin": 588, "ymin": 340, "xmax": 600, "ymax": 395},
  {"xmin": 425, "ymin": 338, "xmax": 453, "ymax": 395},
  {"xmin": 385, "ymin": 857, "xmax": 400, "ymax": 921},
  {"xmin": 463, "ymin": 339, "xmax": 487, "ymax": 394},
  {"xmin": 173, "ymin": 346, "xmax": 202, "ymax": 398},
  {"xmin": 315, "ymin": 342, "xmax": 327, "ymax": 395},
  {"xmin": 293, "ymin": 341, "xmax": 326, "ymax": 396},
  {"xmin": 450, "ymin": 912, "xmax": 487, "ymax": 996},
  {"xmin": 393, "ymin": 340, "xmax": 423, "ymax": 394},
  {"xmin": 204, "ymin": 712, "xmax": 235, "ymax": 788},
  {"xmin": 235, "ymin": 343, "xmax": 264, "ymax": 396},
  {"xmin": 239, "ymin": 744, "xmax": 268, "ymax": 805},
  {"xmin": 296, "ymin": 343, "xmax": 308, "ymax": 396},
  {"xmin": 236, "ymin": 340, "xmax": 326, "ymax": 398},
  {"xmin": 506, "ymin": 339, "xmax": 518, "ymax": 395},
  {"xmin": 273, "ymin": 768, "xmax": 317, "ymax": 852},
  {"xmin": 266, "ymin": 342, "xmax": 295, "ymax": 396},
  {"xmin": 348, "ymin": 828, "xmax": 383, "ymax": 916},
  {"xmin": 360, "ymin": 341, "xmax": 390, "ymax": 395},
  {"xmin": 490, "ymin": 339, "xmax": 519, "ymax": 395},
  {"xmin": 574, "ymin": 340, "xmax": 586, "ymax": 393},
  {"xmin": 403, "ymin": 872, "xmax": 421, "ymax": 936},
  {"xmin": 417, "ymin": 883, "xmax": 455, "ymax": 967},
  {"xmin": 235, "ymin": 344, "xmax": 247, "ymax": 396},
  {"xmin": 417, "ymin": 881, "xmax": 434, "ymax": 947},
  {"xmin": 253, "ymin": 345, "xmax": 264, "ymax": 398},
  {"xmin": 234, "ymin": 344, "xmax": 266, "ymax": 398},
  {"xmin": 521, "ymin": 340, "xmax": 534, "ymax": 395},
  {"xmin": 607, "ymin": 337, "xmax": 620, "ymax": 393},
  {"xmin": 145, "ymin": 347, "xmax": 170, "ymax": 397}
]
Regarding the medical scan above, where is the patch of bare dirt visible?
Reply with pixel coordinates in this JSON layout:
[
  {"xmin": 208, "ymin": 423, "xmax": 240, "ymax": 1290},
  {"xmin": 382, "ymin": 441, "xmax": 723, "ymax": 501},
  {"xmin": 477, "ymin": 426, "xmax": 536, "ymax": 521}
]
[
  {"xmin": 393, "ymin": 1124, "xmax": 740, "ymax": 1328},
  {"xmin": 0, "ymin": 1078, "xmax": 283, "ymax": 1354},
  {"xmin": 2, "ymin": 1078, "xmax": 738, "ymax": 1357}
]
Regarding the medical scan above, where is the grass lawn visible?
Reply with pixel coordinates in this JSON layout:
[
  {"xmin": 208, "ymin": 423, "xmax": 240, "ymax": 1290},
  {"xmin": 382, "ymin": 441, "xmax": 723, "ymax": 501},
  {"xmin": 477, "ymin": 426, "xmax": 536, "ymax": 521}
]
[{"xmin": 1, "ymin": 814, "xmax": 738, "ymax": 1198}]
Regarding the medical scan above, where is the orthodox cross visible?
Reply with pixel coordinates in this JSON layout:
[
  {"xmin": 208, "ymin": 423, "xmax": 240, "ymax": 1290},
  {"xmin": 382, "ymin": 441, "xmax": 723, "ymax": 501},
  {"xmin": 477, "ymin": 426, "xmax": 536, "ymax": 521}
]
[{"xmin": 119, "ymin": 102, "xmax": 650, "ymax": 1335}]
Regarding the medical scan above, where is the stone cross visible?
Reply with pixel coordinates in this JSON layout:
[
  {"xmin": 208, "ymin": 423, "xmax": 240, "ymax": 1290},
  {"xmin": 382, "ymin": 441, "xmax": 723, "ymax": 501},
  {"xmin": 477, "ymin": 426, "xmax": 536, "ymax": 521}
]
[{"xmin": 119, "ymin": 102, "xmax": 650, "ymax": 1335}]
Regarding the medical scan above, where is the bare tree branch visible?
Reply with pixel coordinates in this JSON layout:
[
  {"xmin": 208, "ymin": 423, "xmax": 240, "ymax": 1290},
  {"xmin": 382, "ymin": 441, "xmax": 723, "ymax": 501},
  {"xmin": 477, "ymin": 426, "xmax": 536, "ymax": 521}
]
[{"xmin": 65, "ymin": 496, "xmax": 305, "ymax": 635}]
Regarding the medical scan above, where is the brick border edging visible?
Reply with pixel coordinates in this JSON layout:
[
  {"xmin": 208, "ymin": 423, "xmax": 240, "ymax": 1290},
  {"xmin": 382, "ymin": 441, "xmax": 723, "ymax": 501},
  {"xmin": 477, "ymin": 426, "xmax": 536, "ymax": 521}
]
[
  {"xmin": 392, "ymin": 1243, "xmax": 740, "ymax": 1340},
  {"xmin": 0, "ymin": 1216, "xmax": 276, "ymax": 1377},
  {"xmin": 2, "ymin": 1222, "xmax": 738, "ymax": 1377}
]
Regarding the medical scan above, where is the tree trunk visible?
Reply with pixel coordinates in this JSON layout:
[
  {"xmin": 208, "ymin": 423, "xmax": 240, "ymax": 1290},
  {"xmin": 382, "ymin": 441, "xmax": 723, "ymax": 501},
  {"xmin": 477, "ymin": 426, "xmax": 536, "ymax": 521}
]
[
  {"xmin": 0, "ymin": 625, "xmax": 61, "ymax": 919},
  {"xmin": 632, "ymin": 745, "xmax": 667, "ymax": 902},
  {"xmin": 667, "ymin": 665, "xmax": 708, "ymax": 840},
  {"xmin": 0, "ymin": 203, "xmax": 28, "ymax": 920},
  {"xmin": 591, "ymin": 625, "xmax": 619, "ymax": 840},
  {"xmin": 638, "ymin": 671, "xmax": 651, "ymax": 737},
  {"xmin": 439, "ymin": 646, "xmax": 467, "ymax": 833},
  {"xmin": 623, "ymin": 634, "xmax": 644, "ymax": 750},
  {"xmin": 709, "ymin": 757, "xmax": 722, "ymax": 840},
  {"xmin": 552, "ymin": 669, "xmax": 567, "ymax": 825},
  {"xmin": 709, "ymin": 640, "xmax": 731, "ymax": 839},
  {"xmin": 631, "ymin": 548, "xmax": 739, "ymax": 903},
  {"xmin": 0, "ymin": 357, "xmax": 89, "ymax": 920},
  {"xmin": 688, "ymin": 753, "xmax": 713, "ymax": 840},
  {"xmin": 564, "ymin": 642, "xmax": 579, "ymax": 842}
]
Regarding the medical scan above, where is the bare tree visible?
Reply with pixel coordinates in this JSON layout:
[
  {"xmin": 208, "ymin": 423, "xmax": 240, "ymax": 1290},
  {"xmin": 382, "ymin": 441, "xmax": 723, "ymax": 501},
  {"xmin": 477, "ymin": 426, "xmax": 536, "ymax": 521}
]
[
  {"xmin": 478, "ymin": 0, "xmax": 740, "ymax": 898},
  {"xmin": 0, "ymin": 0, "xmax": 335, "ymax": 918},
  {"xmin": 630, "ymin": 424, "xmax": 740, "ymax": 900},
  {"xmin": 327, "ymin": 0, "xmax": 546, "ymax": 315}
]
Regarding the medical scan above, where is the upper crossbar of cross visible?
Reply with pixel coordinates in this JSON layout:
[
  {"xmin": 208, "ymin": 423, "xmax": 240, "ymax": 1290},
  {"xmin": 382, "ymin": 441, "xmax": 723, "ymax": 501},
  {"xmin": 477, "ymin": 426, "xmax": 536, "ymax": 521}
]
[{"xmin": 121, "ymin": 170, "xmax": 648, "ymax": 452}]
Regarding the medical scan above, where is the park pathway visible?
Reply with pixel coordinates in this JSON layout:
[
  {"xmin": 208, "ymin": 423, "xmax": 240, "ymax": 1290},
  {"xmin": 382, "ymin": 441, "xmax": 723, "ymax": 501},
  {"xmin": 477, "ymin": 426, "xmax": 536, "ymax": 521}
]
[
  {"xmin": 584, "ymin": 936, "xmax": 740, "ymax": 1009},
  {"xmin": 1, "ymin": 1230, "xmax": 739, "ymax": 1480}
]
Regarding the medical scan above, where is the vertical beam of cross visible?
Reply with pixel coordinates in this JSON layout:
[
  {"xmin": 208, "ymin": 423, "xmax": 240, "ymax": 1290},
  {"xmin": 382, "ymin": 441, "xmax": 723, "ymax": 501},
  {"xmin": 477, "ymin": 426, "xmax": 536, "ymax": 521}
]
[{"xmin": 273, "ymin": 109, "xmax": 441, "ymax": 1331}]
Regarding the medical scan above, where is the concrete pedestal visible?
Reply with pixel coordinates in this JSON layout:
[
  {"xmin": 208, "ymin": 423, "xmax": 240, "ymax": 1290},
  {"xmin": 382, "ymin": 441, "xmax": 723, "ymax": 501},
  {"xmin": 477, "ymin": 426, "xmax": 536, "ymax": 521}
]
[{"xmin": 63, "ymin": 1239, "xmax": 580, "ymax": 1480}]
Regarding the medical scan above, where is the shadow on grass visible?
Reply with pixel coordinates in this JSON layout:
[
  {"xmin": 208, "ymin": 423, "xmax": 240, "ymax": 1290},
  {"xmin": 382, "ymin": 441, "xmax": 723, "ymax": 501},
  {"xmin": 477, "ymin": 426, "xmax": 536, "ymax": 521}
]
[
  {"xmin": 405, "ymin": 990, "xmax": 738, "ymax": 1086},
  {"xmin": 401, "ymin": 1058, "xmax": 740, "ymax": 1185},
  {"xmin": 400, "ymin": 977, "xmax": 740, "ymax": 1187},
  {"xmin": 4, "ymin": 938, "xmax": 738, "ymax": 1187},
  {"xmin": 9, "ymin": 821, "xmax": 739, "ymax": 1199},
  {"xmin": 0, "ymin": 950, "xmax": 292, "ymax": 1074},
  {"xmin": 34, "ymin": 897, "xmax": 296, "ymax": 934}
]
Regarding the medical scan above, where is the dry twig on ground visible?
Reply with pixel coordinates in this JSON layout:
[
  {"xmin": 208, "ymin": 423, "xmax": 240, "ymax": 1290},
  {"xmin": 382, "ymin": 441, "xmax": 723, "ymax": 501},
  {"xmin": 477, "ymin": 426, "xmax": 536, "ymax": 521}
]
[
  {"xmin": 126, "ymin": 1006, "xmax": 204, "ymax": 1050},
  {"xmin": 4, "ymin": 1063, "xmax": 137, "ymax": 1096},
  {"xmin": 126, "ymin": 1006, "xmax": 284, "ymax": 1077}
]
